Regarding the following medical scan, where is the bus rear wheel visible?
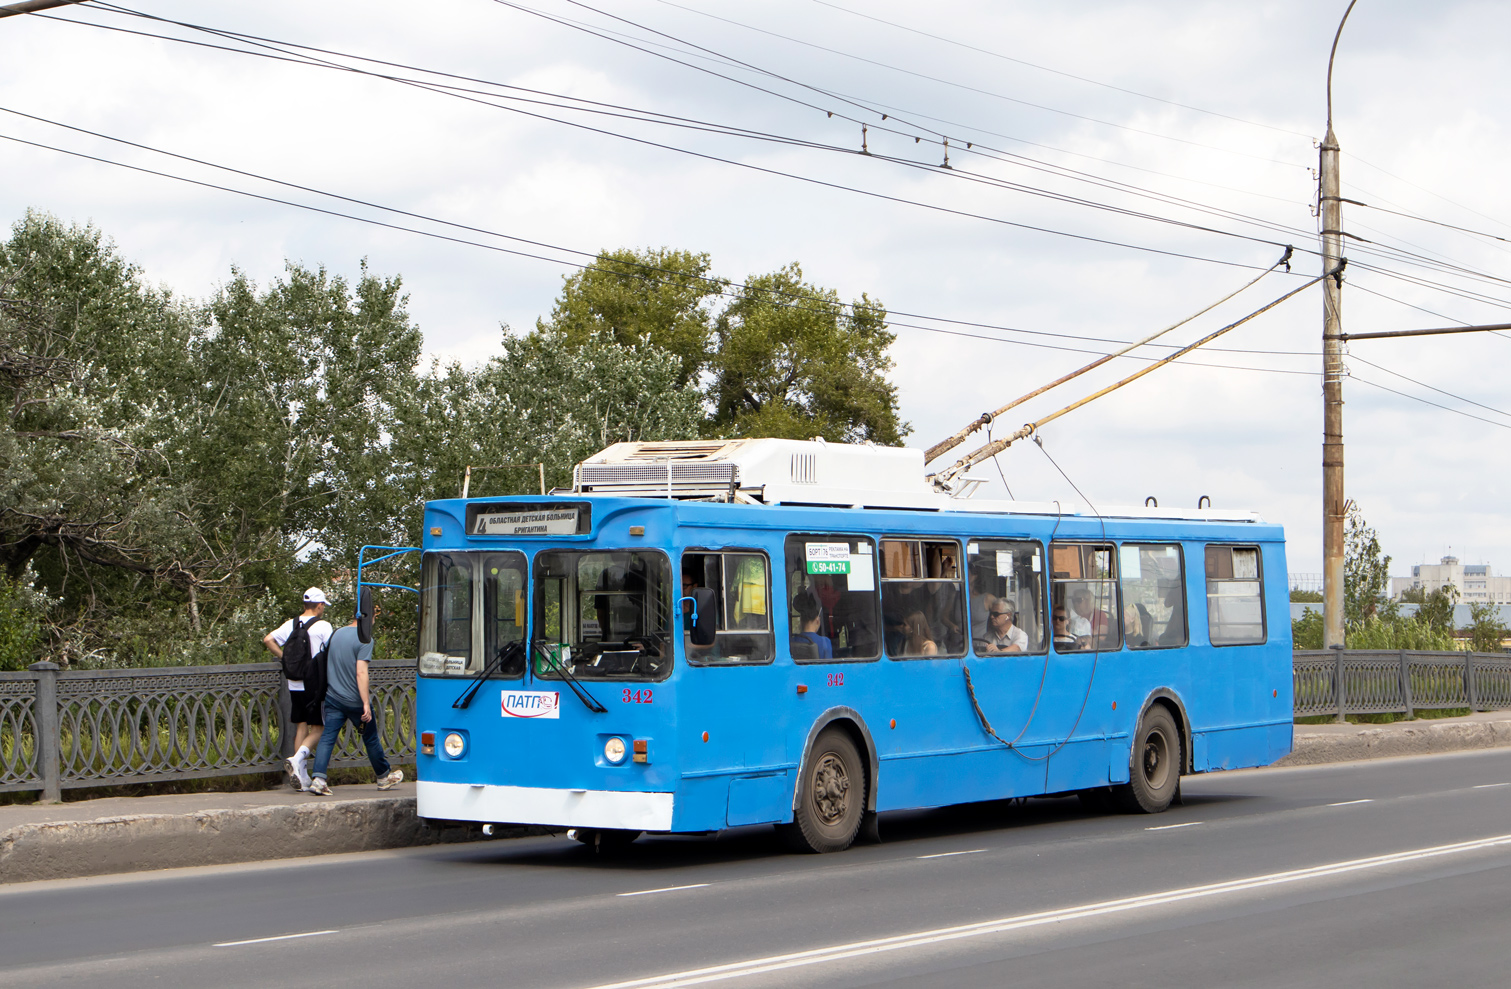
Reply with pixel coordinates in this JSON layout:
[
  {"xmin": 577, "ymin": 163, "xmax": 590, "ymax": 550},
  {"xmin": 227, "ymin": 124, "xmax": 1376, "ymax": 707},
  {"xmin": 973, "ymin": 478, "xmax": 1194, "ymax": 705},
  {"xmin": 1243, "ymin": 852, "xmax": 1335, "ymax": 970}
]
[
  {"xmin": 781, "ymin": 728, "xmax": 865, "ymax": 853},
  {"xmin": 1117, "ymin": 706, "xmax": 1182, "ymax": 814}
]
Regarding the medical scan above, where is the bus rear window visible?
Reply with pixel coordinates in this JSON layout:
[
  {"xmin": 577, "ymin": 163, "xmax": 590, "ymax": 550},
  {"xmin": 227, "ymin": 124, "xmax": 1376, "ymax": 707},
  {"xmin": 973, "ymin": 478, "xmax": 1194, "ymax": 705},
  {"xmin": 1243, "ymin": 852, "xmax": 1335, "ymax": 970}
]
[
  {"xmin": 1206, "ymin": 545, "xmax": 1265, "ymax": 645},
  {"xmin": 533, "ymin": 550, "xmax": 673, "ymax": 680},
  {"xmin": 785, "ymin": 535, "xmax": 880, "ymax": 662}
]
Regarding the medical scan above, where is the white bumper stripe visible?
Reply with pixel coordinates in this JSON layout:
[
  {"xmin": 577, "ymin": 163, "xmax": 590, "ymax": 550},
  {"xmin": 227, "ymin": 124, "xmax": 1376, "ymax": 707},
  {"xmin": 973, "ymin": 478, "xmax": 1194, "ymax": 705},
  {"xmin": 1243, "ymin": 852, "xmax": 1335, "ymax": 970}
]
[{"xmin": 417, "ymin": 780, "xmax": 674, "ymax": 831}]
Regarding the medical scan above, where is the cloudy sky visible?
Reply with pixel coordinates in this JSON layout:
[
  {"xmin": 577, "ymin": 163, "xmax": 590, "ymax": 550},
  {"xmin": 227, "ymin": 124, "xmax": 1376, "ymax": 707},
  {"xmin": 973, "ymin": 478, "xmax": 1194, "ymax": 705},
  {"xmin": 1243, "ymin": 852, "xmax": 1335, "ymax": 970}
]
[{"xmin": 2, "ymin": 0, "xmax": 1507, "ymax": 579}]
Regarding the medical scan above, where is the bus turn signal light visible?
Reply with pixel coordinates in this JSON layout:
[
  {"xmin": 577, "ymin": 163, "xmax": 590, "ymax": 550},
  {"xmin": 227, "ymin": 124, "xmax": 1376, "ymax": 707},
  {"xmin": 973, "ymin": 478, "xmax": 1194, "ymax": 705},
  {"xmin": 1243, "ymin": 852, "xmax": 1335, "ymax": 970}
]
[
  {"xmin": 633, "ymin": 739, "xmax": 649, "ymax": 764},
  {"xmin": 796, "ymin": 684, "xmax": 808, "ymax": 695},
  {"xmin": 421, "ymin": 731, "xmax": 435, "ymax": 756}
]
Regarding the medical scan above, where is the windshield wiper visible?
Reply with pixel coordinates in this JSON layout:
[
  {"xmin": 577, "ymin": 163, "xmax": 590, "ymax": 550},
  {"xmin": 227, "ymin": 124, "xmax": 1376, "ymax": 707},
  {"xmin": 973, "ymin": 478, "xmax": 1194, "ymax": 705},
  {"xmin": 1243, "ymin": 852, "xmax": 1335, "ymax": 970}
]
[
  {"xmin": 531, "ymin": 641, "xmax": 608, "ymax": 713},
  {"xmin": 453, "ymin": 641, "xmax": 525, "ymax": 709}
]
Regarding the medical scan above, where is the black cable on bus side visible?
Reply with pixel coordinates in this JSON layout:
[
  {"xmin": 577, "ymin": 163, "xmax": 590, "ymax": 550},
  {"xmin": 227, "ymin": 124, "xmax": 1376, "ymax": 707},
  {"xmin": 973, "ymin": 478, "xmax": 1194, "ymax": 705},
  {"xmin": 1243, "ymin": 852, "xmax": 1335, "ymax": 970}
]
[{"xmin": 959, "ymin": 440, "xmax": 1112, "ymax": 764}]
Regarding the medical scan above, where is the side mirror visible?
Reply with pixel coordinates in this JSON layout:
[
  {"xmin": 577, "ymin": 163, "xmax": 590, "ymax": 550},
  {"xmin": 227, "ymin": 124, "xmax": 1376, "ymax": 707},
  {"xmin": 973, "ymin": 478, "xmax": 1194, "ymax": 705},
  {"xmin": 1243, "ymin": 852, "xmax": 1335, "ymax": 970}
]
[{"xmin": 357, "ymin": 586, "xmax": 375, "ymax": 644}]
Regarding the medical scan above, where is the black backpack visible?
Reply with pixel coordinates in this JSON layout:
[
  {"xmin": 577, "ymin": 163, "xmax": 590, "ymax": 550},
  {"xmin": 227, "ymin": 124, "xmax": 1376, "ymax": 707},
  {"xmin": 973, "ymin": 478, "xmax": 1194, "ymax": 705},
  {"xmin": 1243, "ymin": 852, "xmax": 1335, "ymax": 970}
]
[{"xmin": 281, "ymin": 616, "xmax": 328, "ymax": 694}]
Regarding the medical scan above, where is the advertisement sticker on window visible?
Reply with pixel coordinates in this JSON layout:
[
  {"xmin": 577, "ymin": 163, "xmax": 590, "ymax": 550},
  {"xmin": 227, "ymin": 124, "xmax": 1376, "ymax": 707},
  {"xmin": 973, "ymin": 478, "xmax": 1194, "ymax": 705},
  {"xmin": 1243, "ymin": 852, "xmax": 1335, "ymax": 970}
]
[{"xmin": 805, "ymin": 542, "xmax": 852, "ymax": 575}]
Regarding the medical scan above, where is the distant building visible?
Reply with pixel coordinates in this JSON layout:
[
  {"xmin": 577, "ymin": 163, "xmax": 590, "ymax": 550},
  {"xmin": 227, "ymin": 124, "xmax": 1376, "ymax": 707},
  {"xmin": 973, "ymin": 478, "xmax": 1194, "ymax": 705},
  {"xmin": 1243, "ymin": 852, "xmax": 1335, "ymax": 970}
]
[{"xmin": 1391, "ymin": 556, "xmax": 1511, "ymax": 604}]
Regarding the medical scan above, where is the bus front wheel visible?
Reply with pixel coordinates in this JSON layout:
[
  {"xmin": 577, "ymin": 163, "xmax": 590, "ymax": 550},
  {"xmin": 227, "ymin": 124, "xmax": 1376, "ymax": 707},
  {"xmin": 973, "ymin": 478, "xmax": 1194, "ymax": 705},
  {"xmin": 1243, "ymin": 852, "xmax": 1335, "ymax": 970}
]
[
  {"xmin": 781, "ymin": 728, "xmax": 866, "ymax": 853},
  {"xmin": 1117, "ymin": 706, "xmax": 1182, "ymax": 814}
]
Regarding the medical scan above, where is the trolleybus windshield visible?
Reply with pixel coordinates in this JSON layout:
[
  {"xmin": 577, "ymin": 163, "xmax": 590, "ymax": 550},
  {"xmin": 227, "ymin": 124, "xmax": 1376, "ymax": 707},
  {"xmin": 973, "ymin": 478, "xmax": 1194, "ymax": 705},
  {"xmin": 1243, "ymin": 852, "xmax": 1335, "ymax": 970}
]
[
  {"xmin": 533, "ymin": 549, "xmax": 674, "ymax": 680},
  {"xmin": 418, "ymin": 551, "xmax": 528, "ymax": 677}
]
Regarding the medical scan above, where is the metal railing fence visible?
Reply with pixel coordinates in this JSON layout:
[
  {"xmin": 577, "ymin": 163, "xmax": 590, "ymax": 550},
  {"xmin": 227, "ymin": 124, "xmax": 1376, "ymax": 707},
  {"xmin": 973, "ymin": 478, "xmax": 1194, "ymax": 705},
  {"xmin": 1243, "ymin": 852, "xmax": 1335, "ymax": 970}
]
[
  {"xmin": 6, "ymin": 651, "xmax": 1511, "ymax": 798},
  {"xmin": 1294, "ymin": 649, "xmax": 1511, "ymax": 721},
  {"xmin": 1, "ymin": 660, "xmax": 416, "ymax": 800}
]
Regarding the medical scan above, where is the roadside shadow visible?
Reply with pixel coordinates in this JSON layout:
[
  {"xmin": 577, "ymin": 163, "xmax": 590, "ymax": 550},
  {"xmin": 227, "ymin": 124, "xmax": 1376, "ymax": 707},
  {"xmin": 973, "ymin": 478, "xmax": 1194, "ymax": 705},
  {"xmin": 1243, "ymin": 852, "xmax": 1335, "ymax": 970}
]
[{"xmin": 425, "ymin": 788, "xmax": 1260, "ymax": 873}]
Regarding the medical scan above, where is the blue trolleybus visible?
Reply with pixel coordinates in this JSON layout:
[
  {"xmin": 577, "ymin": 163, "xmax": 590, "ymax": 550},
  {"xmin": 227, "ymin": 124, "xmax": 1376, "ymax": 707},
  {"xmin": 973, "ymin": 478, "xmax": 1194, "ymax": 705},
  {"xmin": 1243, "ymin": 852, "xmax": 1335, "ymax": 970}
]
[{"xmin": 410, "ymin": 439, "xmax": 1292, "ymax": 852}]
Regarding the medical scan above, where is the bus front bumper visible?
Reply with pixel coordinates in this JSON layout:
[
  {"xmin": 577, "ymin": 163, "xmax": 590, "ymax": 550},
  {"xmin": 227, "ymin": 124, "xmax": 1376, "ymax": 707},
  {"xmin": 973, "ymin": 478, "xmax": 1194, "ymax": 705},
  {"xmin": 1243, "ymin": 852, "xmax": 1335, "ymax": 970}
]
[{"xmin": 417, "ymin": 780, "xmax": 674, "ymax": 831}]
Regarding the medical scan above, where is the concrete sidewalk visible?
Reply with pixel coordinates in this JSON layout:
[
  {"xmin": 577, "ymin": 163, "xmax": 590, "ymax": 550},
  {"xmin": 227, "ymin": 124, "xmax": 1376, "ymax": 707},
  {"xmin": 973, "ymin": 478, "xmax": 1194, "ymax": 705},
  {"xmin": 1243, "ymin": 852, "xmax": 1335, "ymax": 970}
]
[{"xmin": 4, "ymin": 713, "xmax": 1510, "ymax": 885}]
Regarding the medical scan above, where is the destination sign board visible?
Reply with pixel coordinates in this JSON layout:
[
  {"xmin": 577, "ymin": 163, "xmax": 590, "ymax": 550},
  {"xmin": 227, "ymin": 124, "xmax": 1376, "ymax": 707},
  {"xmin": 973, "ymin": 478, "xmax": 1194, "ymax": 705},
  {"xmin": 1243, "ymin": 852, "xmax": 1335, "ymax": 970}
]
[{"xmin": 473, "ymin": 508, "xmax": 580, "ymax": 536}]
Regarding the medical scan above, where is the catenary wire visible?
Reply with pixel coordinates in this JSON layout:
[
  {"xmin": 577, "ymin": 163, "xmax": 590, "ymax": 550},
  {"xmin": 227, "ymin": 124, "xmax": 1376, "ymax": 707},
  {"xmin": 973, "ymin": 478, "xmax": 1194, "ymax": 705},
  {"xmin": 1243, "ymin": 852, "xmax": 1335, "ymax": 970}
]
[
  {"xmin": 808, "ymin": 0, "xmax": 1314, "ymax": 141},
  {"xmin": 47, "ymin": 7, "xmax": 1296, "ymax": 271},
  {"xmin": 0, "ymin": 123, "xmax": 1322, "ymax": 375}
]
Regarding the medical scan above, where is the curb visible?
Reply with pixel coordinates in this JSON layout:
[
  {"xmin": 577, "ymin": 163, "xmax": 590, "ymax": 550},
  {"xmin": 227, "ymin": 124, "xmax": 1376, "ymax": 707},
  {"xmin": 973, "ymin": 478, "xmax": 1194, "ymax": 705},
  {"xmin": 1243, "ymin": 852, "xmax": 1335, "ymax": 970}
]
[
  {"xmin": 6, "ymin": 722, "xmax": 1511, "ymax": 884},
  {"xmin": 1278, "ymin": 719, "xmax": 1511, "ymax": 767},
  {"xmin": 0, "ymin": 797, "xmax": 504, "ymax": 885}
]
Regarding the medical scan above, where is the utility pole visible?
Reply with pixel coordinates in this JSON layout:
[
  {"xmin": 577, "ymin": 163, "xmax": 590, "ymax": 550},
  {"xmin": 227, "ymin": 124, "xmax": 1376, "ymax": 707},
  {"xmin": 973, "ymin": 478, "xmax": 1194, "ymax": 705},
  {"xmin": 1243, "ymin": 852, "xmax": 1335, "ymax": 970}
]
[{"xmin": 1321, "ymin": 0, "xmax": 1358, "ymax": 650}]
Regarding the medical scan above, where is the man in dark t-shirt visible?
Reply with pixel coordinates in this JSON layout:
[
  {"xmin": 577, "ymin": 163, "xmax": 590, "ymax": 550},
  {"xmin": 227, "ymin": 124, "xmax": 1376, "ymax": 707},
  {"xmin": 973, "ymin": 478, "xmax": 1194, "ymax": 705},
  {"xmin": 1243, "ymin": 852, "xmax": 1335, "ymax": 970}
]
[{"xmin": 307, "ymin": 609, "xmax": 403, "ymax": 796}]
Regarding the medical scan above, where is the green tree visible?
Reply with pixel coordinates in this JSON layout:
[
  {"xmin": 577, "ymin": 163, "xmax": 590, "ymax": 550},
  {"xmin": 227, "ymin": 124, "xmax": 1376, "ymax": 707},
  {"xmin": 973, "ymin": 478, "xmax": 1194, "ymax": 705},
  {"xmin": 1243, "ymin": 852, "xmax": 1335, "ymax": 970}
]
[
  {"xmin": 392, "ymin": 327, "xmax": 703, "ymax": 507},
  {"xmin": 710, "ymin": 264, "xmax": 906, "ymax": 444},
  {"xmin": 1292, "ymin": 608, "xmax": 1323, "ymax": 649},
  {"xmin": 1290, "ymin": 589, "xmax": 1323, "ymax": 602},
  {"xmin": 1344, "ymin": 506, "xmax": 1395, "ymax": 626},
  {"xmin": 1348, "ymin": 615, "xmax": 1456, "ymax": 651},
  {"xmin": 540, "ymin": 248, "xmax": 725, "ymax": 388},
  {"xmin": 1466, "ymin": 601, "xmax": 1507, "ymax": 653},
  {"xmin": 1415, "ymin": 584, "xmax": 1459, "ymax": 636}
]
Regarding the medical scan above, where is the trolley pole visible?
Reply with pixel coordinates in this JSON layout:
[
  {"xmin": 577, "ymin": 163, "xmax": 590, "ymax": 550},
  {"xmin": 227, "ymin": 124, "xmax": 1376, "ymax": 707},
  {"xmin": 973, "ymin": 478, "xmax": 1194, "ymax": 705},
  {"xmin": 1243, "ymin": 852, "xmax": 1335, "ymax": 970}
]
[
  {"xmin": 1320, "ymin": 127, "xmax": 1346, "ymax": 650},
  {"xmin": 1320, "ymin": 0, "xmax": 1356, "ymax": 651}
]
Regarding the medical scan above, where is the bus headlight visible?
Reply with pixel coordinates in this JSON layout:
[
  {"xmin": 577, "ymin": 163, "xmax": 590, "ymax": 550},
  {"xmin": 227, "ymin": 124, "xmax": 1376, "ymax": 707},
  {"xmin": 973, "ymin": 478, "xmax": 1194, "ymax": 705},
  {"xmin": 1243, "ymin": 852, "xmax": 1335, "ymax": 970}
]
[
  {"xmin": 604, "ymin": 737, "xmax": 627, "ymax": 765},
  {"xmin": 444, "ymin": 732, "xmax": 466, "ymax": 758}
]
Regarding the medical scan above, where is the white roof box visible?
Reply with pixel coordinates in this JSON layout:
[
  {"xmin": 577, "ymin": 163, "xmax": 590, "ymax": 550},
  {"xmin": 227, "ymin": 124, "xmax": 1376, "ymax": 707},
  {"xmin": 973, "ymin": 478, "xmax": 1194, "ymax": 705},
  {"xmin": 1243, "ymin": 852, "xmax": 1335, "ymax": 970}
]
[{"xmin": 572, "ymin": 438, "xmax": 937, "ymax": 509}]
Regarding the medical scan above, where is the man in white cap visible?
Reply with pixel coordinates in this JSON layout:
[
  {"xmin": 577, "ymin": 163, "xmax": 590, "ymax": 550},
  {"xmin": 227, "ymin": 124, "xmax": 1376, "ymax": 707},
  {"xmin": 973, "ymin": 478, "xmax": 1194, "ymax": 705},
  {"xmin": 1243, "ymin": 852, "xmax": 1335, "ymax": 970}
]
[{"xmin": 263, "ymin": 588, "xmax": 333, "ymax": 790}]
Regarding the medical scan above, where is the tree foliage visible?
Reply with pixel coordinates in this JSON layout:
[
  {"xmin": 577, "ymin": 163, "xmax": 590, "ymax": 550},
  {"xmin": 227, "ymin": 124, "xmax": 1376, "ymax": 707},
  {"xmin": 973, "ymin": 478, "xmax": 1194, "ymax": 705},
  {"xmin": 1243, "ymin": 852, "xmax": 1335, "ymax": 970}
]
[
  {"xmin": 4, "ymin": 220, "xmax": 896, "ymax": 667},
  {"xmin": 1467, "ymin": 601, "xmax": 1507, "ymax": 653},
  {"xmin": 1344, "ymin": 506, "xmax": 1395, "ymax": 626},
  {"xmin": 1415, "ymin": 584, "xmax": 1459, "ymax": 636}
]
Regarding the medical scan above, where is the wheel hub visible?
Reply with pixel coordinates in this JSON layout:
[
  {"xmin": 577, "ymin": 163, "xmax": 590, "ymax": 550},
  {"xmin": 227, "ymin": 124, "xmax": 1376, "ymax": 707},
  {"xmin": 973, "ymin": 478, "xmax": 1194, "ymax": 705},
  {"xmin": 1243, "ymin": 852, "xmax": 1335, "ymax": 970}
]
[{"xmin": 812, "ymin": 753, "xmax": 851, "ymax": 825}]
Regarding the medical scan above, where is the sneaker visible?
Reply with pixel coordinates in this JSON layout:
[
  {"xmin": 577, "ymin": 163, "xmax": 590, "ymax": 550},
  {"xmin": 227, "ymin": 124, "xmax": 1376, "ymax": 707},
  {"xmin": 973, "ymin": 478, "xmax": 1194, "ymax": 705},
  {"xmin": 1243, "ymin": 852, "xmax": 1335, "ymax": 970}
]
[
  {"xmin": 376, "ymin": 769, "xmax": 404, "ymax": 791},
  {"xmin": 296, "ymin": 762, "xmax": 313, "ymax": 791},
  {"xmin": 284, "ymin": 757, "xmax": 302, "ymax": 790},
  {"xmin": 307, "ymin": 777, "xmax": 332, "ymax": 796}
]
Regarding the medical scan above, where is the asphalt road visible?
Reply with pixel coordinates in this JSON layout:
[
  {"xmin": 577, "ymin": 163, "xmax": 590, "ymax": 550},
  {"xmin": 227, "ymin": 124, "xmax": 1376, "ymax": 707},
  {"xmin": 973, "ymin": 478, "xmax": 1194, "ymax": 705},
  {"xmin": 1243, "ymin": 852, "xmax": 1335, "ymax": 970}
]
[{"xmin": 6, "ymin": 750, "xmax": 1511, "ymax": 988}]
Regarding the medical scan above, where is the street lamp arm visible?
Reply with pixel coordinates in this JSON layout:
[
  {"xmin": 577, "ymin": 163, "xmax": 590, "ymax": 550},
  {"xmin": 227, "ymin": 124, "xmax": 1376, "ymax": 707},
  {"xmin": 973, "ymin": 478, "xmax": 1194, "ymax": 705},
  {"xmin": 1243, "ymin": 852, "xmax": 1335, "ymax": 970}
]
[{"xmin": 1326, "ymin": 0, "xmax": 1361, "ymax": 130}]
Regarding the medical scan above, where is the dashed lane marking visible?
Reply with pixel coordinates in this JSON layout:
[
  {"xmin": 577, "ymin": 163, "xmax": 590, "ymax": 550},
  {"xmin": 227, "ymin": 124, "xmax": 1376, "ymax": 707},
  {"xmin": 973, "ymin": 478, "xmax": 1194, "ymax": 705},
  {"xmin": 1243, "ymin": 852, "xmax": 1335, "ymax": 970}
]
[
  {"xmin": 1474, "ymin": 783, "xmax": 1511, "ymax": 789},
  {"xmin": 214, "ymin": 930, "xmax": 338, "ymax": 947},
  {"xmin": 1327, "ymin": 799, "xmax": 1374, "ymax": 807},
  {"xmin": 617, "ymin": 884, "xmax": 711, "ymax": 898},
  {"xmin": 578, "ymin": 832, "xmax": 1511, "ymax": 989},
  {"xmin": 1146, "ymin": 821, "xmax": 1203, "ymax": 831}
]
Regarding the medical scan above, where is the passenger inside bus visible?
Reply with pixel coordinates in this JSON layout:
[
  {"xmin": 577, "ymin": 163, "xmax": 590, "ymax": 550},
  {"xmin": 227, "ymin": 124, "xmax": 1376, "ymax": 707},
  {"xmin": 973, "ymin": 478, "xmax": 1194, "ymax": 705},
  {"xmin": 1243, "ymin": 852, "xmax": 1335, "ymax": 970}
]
[
  {"xmin": 975, "ymin": 598, "xmax": 1028, "ymax": 654},
  {"xmin": 1051, "ymin": 606, "xmax": 1077, "ymax": 648},
  {"xmin": 789, "ymin": 591, "xmax": 833, "ymax": 660},
  {"xmin": 901, "ymin": 611, "xmax": 938, "ymax": 656}
]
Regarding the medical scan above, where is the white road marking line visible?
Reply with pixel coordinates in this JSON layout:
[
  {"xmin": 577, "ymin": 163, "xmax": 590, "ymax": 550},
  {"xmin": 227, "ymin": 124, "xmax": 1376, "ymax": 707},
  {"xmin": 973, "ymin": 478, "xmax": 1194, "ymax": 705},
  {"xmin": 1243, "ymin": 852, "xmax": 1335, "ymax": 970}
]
[
  {"xmin": 580, "ymin": 832, "xmax": 1511, "ymax": 989},
  {"xmin": 1474, "ymin": 783, "xmax": 1511, "ymax": 789},
  {"xmin": 617, "ymin": 883, "xmax": 711, "ymax": 898},
  {"xmin": 1327, "ymin": 799, "xmax": 1374, "ymax": 807},
  {"xmin": 917, "ymin": 849, "xmax": 988, "ymax": 860},
  {"xmin": 1145, "ymin": 821, "xmax": 1203, "ymax": 831},
  {"xmin": 213, "ymin": 930, "xmax": 337, "ymax": 947}
]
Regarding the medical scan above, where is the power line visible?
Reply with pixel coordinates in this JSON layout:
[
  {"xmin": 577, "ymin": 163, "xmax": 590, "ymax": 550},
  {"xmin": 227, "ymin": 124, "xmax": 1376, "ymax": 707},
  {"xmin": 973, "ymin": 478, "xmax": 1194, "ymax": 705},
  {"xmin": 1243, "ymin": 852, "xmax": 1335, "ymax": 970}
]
[
  {"xmin": 1349, "ymin": 374, "xmax": 1511, "ymax": 432},
  {"xmin": 0, "ymin": 113, "xmax": 1304, "ymax": 370},
  {"xmin": 806, "ymin": 0, "xmax": 1314, "ymax": 141},
  {"xmin": 1348, "ymin": 354, "xmax": 1511, "ymax": 420},
  {"xmin": 40, "ymin": 9, "xmax": 1291, "ymax": 273}
]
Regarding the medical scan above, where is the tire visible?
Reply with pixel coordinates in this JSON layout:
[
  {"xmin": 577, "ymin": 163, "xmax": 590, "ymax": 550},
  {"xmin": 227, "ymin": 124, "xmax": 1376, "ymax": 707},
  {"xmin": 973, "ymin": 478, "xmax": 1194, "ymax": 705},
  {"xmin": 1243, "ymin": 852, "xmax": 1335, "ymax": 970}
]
[
  {"xmin": 781, "ymin": 728, "xmax": 866, "ymax": 853},
  {"xmin": 569, "ymin": 828, "xmax": 642, "ymax": 852},
  {"xmin": 1117, "ymin": 706, "xmax": 1182, "ymax": 814}
]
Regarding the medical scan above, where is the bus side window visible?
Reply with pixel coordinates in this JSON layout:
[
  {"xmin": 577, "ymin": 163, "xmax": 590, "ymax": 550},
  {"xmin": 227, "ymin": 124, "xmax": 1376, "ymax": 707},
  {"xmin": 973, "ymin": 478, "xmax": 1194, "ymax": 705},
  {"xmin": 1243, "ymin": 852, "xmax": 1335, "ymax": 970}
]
[
  {"xmin": 1206, "ymin": 545, "xmax": 1266, "ymax": 645},
  {"xmin": 881, "ymin": 538, "xmax": 965, "ymax": 658},
  {"xmin": 681, "ymin": 551, "xmax": 774, "ymax": 665},
  {"xmin": 1118, "ymin": 544, "xmax": 1187, "ymax": 649},
  {"xmin": 1050, "ymin": 543, "xmax": 1121, "ymax": 652},
  {"xmin": 785, "ymin": 534, "xmax": 881, "ymax": 663},
  {"xmin": 965, "ymin": 539, "xmax": 1045, "ymax": 655}
]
